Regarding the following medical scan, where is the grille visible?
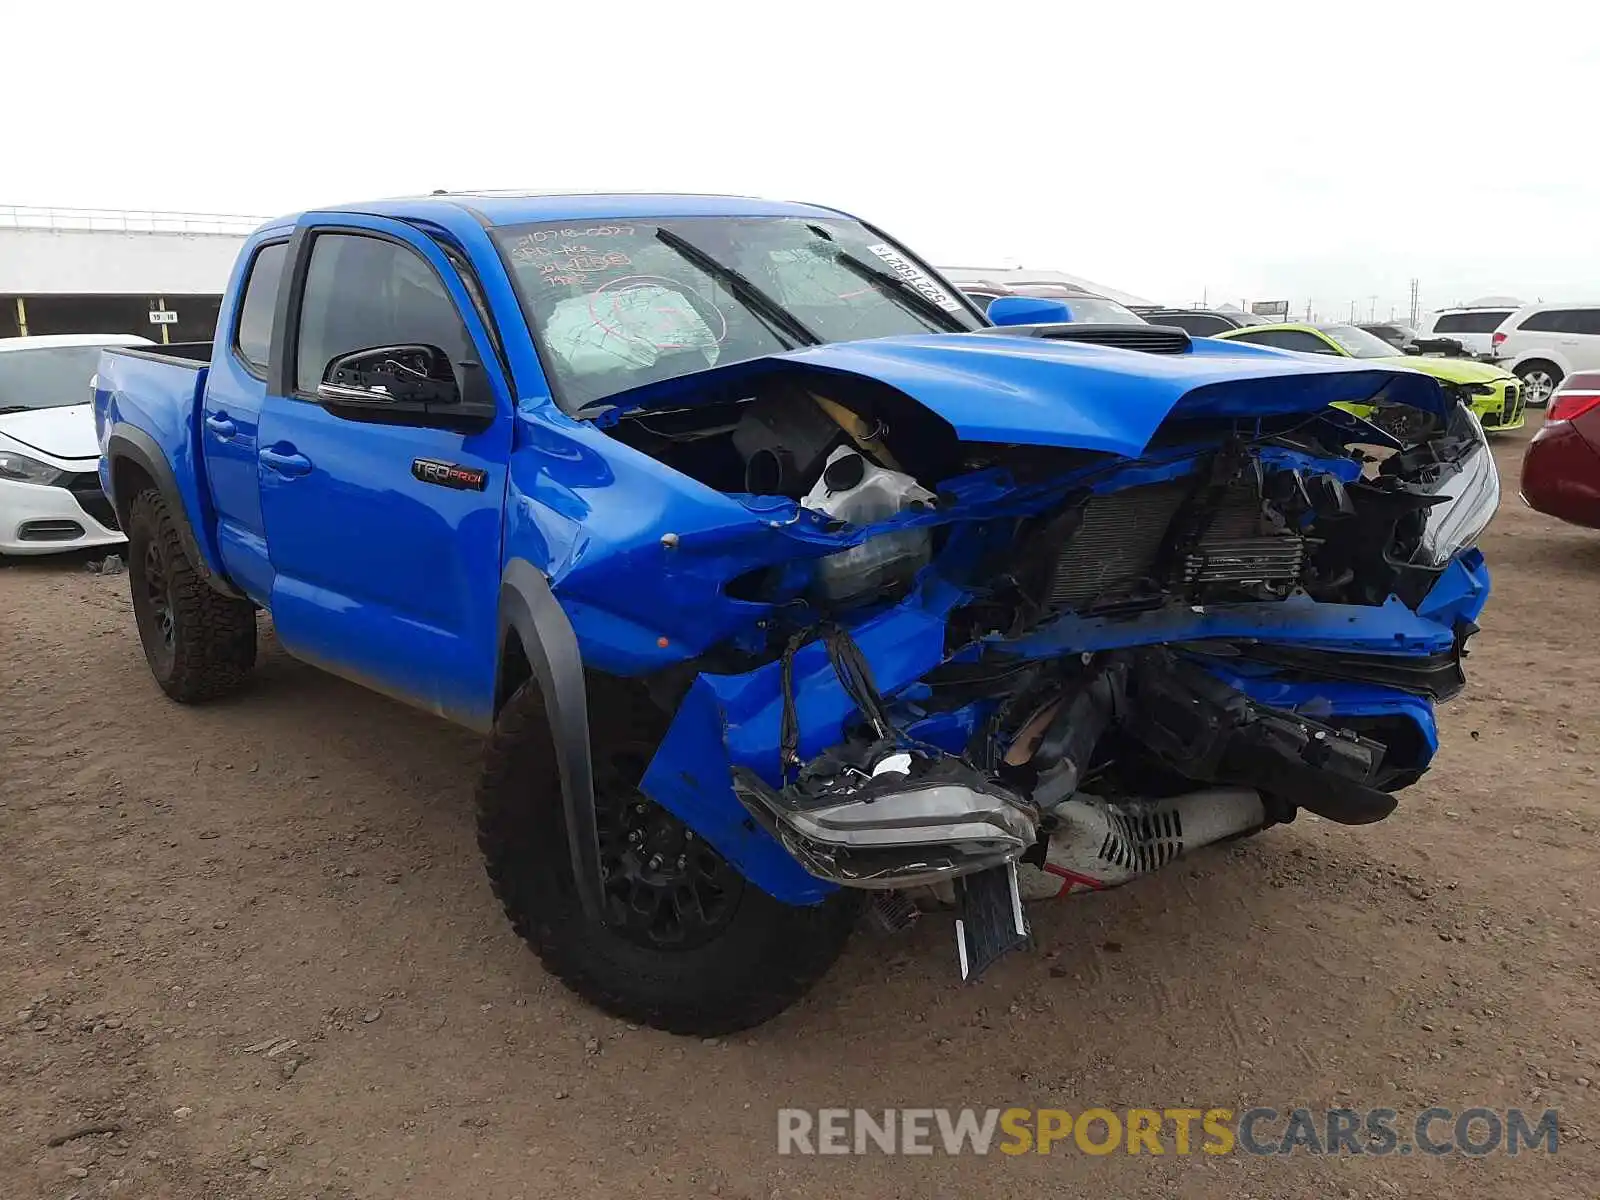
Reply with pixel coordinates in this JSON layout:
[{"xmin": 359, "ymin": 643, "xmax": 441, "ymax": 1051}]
[
  {"xmin": 63, "ymin": 472, "xmax": 120, "ymax": 531},
  {"xmin": 18, "ymin": 520, "xmax": 85, "ymax": 542}
]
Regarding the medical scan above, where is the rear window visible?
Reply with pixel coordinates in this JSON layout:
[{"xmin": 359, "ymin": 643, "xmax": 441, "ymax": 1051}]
[
  {"xmin": 1153, "ymin": 312, "xmax": 1235, "ymax": 337},
  {"xmin": 1432, "ymin": 311, "xmax": 1510, "ymax": 334}
]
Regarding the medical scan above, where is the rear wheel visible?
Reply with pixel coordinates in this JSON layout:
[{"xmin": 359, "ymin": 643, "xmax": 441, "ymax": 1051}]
[
  {"xmin": 125, "ymin": 489, "xmax": 257, "ymax": 702},
  {"xmin": 1516, "ymin": 361, "xmax": 1562, "ymax": 408},
  {"xmin": 476, "ymin": 680, "xmax": 861, "ymax": 1034}
]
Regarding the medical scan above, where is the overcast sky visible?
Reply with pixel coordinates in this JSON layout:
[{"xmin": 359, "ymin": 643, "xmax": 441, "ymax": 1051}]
[{"xmin": 9, "ymin": 1, "xmax": 1597, "ymax": 320}]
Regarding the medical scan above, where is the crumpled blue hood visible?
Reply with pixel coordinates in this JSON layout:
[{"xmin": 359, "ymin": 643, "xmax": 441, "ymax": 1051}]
[{"xmin": 599, "ymin": 332, "xmax": 1446, "ymax": 458}]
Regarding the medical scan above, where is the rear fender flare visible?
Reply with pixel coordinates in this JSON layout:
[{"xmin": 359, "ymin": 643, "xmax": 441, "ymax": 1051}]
[
  {"xmin": 105, "ymin": 424, "xmax": 242, "ymax": 598},
  {"xmin": 497, "ymin": 558, "xmax": 605, "ymax": 923}
]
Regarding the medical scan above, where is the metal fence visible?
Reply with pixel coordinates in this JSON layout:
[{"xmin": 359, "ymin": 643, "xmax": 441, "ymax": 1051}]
[{"xmin": 0, "ymin": 205, "xmax": 265, "ymax": 235}]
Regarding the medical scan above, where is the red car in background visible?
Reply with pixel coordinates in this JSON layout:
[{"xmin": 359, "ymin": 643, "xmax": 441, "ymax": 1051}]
[{"xmin": 1521, "ymin": 371, "xmax": 1600, "ymax": 530}]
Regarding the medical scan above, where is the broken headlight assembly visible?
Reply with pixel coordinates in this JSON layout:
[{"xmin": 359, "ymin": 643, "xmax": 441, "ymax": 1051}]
[{"xmin": 1408, "ymin": 402, "xmax": 1501, "ymax": 566}]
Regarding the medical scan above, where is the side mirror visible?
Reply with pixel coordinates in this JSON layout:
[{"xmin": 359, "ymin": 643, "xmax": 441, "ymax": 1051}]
[
  {"xmin": 316, "ymin": 344, "xmax": 496, "ymax": 432},
  {"xmin": 987, "ymin": 295, "xmax": 1074, "ymax": 327},
  {"xmin": 1402, "ymin": 344, "xmax": 1422, "ymax": 356},
  {"xmin": 318, "ymin": 344, "xmax": 460, "ymax": 408}
]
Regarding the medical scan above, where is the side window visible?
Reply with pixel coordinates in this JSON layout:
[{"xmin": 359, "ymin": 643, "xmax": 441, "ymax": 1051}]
[
  {"xmin": 234, "ymin": 242, "xmax": 288, "ymax": 373},
  {"xmin": 294, "ymin": 233, "xmax": 472, "ymax": 395},
  {"xmin": 1518, "ymin": 309, "xmax": 1570, "ymax": 333},
  {"xmin": 1567, "ymin": 309, "xmax": 1600, "ymax": 336}
]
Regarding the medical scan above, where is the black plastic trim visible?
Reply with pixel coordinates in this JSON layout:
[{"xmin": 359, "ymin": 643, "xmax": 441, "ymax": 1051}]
[
  {"xmin": 104, "ymin": 423, "xmax": 242, "ymax": 598},
  {"xmin": 497, "ymin": 558, "xmax": 605, "ymax": 923}
]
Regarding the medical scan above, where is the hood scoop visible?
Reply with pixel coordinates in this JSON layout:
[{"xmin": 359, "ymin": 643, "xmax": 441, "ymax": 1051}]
[{"xmin": 973, "ymin": 322, "xmax": 1193, "ymax": 355}]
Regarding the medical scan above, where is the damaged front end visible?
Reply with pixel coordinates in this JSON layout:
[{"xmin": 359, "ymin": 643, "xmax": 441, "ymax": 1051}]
[{"xmin": 535, "ymin": 330, "xmax": 1494, "ymax": 975}]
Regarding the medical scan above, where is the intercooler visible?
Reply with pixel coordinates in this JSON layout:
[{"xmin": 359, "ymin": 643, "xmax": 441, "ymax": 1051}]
[{"xmin": 1046, "ymin": 477, "xmax": 1306, "ymax": 611}]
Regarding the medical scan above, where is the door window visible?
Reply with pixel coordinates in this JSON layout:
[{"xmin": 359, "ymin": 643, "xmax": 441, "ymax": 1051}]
[
  {"xmin": 294, "ymin": 233, "xmax": 472, "ymax": 395},
  {"xmin": 233, "ymin": 241, "xmax": 288, "ymax": 374}
]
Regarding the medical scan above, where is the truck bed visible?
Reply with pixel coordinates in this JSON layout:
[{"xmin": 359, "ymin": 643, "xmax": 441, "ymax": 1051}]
[{"xmin": 94, "ymin": 343, "xmax": 216, "ymax": 565}]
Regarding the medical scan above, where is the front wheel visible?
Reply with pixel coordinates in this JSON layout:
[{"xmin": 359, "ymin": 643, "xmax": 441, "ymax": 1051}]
[
  {"xmin": 1516, "ymin": 361, "xmax": 1563, "ymax": 408},
  {"xmin": 476, "ymin": 681, "xmax": 861, "ymax": 1034}
]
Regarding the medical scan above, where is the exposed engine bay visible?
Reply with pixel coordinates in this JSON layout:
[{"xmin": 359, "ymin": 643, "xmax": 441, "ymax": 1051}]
[
  {"xmin": 593, "ymin": 338, "xmax": 1496, "ymax": 979},
  {"xmin": 607, "ymin": 358, "xmax": 1493, "ymax": 630}
]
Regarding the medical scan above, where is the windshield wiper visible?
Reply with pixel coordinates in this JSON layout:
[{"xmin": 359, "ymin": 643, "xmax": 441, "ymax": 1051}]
[
  {"xmin": 824, "ymin": 248, "xmax": 971, "ymax": 334},
  {"xmin": 653, "ymin": 228, "xmax": 821, "ymax": 349},
  {"xmin": 0, "ymin": 405, "xmax": 36, "ymax": 415}
]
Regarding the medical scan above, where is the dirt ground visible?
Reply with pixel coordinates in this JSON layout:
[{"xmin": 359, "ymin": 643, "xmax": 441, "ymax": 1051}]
[{"xmin": 2, "ymin": 420, "xmax": 1597, "ymax": 1199}]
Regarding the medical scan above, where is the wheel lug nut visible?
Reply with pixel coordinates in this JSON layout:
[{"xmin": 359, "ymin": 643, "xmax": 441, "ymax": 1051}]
[
  {"xmin": 676, "ymin": 855, "xmax": 686, "ymax": 869},
  {"xmin": 648, "ymin": 854, "xmax": 662, "ymax": 870}
]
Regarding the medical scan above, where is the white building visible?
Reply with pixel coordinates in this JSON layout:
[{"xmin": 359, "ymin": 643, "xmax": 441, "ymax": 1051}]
[{"xmin": 1, "ymin": 207, "xmax": 259, "ymax": 343}]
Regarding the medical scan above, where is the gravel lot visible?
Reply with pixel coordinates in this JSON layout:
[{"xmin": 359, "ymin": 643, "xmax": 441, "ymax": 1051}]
[{"xmin": 2, "ymin": 420, "xmax": 1596, "ymax": 1199}]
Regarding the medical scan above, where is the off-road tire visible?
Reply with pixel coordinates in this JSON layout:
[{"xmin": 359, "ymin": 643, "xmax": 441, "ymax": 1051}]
[
  {"xmin": 476, "ymin": 680, "xmax": 862, "ymax": 1034},
  {"xmin": 126, "ymin": 488, "xmax": 257, "ymax": 703}
]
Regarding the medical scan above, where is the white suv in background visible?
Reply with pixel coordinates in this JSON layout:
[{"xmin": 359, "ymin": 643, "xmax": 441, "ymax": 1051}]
[
  {"xmin": 1491, "ymin": 304, "xmax": 1600, "ymax": 407},
  {"xmin": 1415, "ymin": 305, "xmax": 1518, "ymax": 358}
]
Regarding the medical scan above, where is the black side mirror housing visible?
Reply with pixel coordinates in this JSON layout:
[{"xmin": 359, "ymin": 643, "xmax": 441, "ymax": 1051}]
[
  {"xmin": 316, "ymin": 344, "xmax": 495, "ymax": 432},
  {"xmin": 1402, "ymin": 343, "xmax": 1422, "ymax": 356}
]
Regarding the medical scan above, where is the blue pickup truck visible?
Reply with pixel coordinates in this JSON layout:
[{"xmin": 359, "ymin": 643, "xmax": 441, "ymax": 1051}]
[{"xmin": 95, "ymin": 192, "xmax": 1494, "ymax": 1034}]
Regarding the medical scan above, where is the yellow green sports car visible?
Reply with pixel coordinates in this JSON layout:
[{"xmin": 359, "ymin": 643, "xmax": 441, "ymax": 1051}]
[{"xmin": 1212, "ymin": 322, "xmax": 1525, "ymax": 433}]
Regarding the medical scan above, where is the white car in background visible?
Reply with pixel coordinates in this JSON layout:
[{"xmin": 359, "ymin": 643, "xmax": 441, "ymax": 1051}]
[
  {"xmin": 1490, "ymin": 303, "xmax": 1600, "ymax": 408},
  {"xmin": 0, "ymin": 333, "xmax": 150, "ymax": 556},
  {"xmin": 1414, "ymin": 305, "xmax": 1518, "ymax": 358}
]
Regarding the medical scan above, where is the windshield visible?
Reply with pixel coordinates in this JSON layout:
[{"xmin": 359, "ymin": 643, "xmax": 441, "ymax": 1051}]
[
  {"xmin": 1319, "ymin": 324, "xmax": 1399, "ymax": 359},
  {"xmin": 0, "ymin": 346, "xmax": 107, "ymax": 411},
  {"xmin": 493, "ymin": 217, "xmax": 984, "ymax": 413},
  {"xmin": 1054, "ymin": 295, "xmax": 1145, "ymax": 324}
]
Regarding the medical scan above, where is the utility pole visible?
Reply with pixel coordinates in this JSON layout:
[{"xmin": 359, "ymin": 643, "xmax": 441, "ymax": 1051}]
[
  {"xmin": 1368, "ymin": 295, "xmax": 1378, "ymax": 322},
  {"xmin": 1349, "ymin": 299, "xmax": 1357, "ymax": 323},
  {"xmin": 1408, "ymin": 278, "xmax": 1420, "ymax": 327},
  {"xmin": 1304, "ymin": 301, "xmax": 1312, "ymax": 322}
]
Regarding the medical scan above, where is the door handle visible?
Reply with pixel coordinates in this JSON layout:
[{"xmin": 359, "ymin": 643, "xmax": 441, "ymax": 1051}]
[
  {"xmin": 261, "ymin": 446, "xmax": 313, "ymax": 477},
  {"xmin": 205, "ymin": 413, "xmax": 237, "ymax": 439}
]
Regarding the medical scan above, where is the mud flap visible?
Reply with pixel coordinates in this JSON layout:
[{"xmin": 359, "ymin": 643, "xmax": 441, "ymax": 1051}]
[{"xmin": 955, "ymin": 861, "xmax": 1030, "ymax": 981}]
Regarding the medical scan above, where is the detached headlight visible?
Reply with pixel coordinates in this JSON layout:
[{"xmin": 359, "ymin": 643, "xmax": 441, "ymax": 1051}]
[
  {"xmin": 1414, "ymin": 403, "xmax": 1499, "ymax": 565},
  {"xmin": 0, "ymin": 449, "xmax": 64, "ymax": 486}
]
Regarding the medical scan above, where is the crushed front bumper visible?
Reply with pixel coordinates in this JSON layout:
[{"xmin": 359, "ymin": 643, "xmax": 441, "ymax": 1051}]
[{"xmin": 640, "ymin": 549, "xmax": 1490, "ymax": 905}]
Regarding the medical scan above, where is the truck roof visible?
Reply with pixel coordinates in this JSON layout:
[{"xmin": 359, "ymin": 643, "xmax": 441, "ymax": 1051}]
[{"xmin": 264, "ymin": 192, "xmax": 853, "ymax": 232}]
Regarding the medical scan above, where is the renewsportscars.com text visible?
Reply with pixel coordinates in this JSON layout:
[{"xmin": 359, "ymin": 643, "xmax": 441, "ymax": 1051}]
[{"xmin": 776, "ymin": 1106, "xmax": 1560, "ymax": 1157}]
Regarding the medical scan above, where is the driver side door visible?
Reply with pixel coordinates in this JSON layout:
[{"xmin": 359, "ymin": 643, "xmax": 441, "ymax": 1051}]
[{"xmin": 256, "ymin": 216, "xmax": 514, "ymax": 729}]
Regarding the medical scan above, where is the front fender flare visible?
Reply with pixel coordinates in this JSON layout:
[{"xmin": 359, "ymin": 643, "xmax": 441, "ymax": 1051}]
[
  {"xmin": 105, "ymin": 424, "xmax": 241, "ymax": 598},
  {"xmin": 497, "ymin": 558, "xmax": 605, "ymax": 923}
]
